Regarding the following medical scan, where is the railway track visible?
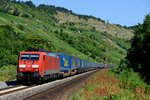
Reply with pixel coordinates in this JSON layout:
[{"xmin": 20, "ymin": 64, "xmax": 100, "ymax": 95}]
[
  {"xmin": 0, "ymin": 69, "xmax": 100, "ymax": 100},
  {"xmin": 25, "ymin": 69, "xmax": 99, "ymax": 100},
  {"xmin": 0, "ymin": 85, "xmax": 35, "ymax": 97}
]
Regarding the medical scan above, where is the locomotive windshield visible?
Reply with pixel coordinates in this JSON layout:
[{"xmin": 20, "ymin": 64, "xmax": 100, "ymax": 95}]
[
  {"xmin": 20, "ymin": 54, "xmax": 39, "ymax": 60},
  {"xmin": 31, "ymin": 54, "xmax": 39, "ymax": 60}
]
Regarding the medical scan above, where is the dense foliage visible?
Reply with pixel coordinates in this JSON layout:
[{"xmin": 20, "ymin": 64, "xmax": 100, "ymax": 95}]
[
  {"xmin": 0, "ymin": 0, "xmax": 130, "ymax": 70},
  {"xmin": 0, "ymin": 25, "xmax": 52, "ymax": 66},
  {"xmin": 126, "ymin": 14, "xmax": 150, "ymax": 83},
  {"xmin": 0, "ymin": 25, "xmax": 19, "ymax": 66}
]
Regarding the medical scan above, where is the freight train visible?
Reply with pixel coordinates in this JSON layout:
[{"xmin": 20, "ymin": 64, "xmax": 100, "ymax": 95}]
[{"xmin": 17, "ymin": 50, "xmax": 104, "ymax": 83}]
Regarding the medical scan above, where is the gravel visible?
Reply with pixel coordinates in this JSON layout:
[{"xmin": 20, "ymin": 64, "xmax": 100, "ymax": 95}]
[
  {"xmin": 0, "ymin": 80, "xmax": 20, "ymax": 90},
  {"xmin": 0, "ymin": 82, "xmax": 8, "ymax": 90}
]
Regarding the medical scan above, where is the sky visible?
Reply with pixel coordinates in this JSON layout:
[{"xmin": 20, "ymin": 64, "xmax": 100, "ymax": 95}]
[{"xmin": 21, "ymin": 0, "xmax": 150, "ymax": 26}]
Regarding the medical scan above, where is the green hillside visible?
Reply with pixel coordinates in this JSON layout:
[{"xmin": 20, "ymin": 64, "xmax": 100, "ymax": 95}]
[{"xmin": 0, "ymin": 0, "xmax": 133, "ymax": 81}]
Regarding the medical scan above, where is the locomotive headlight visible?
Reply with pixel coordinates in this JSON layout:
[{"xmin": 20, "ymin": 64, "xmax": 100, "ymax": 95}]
[
  {"xmin": 35, "ymin": 69, "xmax": 38, "ymax": 72},
  {"xmin": 19, "ymin": 68, "xmax": 23, "ymax": 71},
  {"xmin": 19, "ymin": 65, "xmax": 26, "ymax": 68},
  {"xmin": 32, "ymin": 65, "xmax": 39, "ymax": 68}
]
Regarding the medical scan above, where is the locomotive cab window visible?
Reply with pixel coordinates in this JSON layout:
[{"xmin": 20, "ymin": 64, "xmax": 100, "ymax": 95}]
[
  {"xmin": 31, "ymin": 54, "xmax": 39, "ymax": 60},
  {"xmin": 20, "ymin": 54, "xmax": 30, "ymax": 60},
  {"xmin": 20, "ymin": 54, "xmax": 39, "ymax": 60}
]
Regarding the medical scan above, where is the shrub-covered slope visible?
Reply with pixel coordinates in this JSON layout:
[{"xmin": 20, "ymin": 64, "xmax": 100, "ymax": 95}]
[{"xmin": 0, "ymin": 0, "xmax": 133, "ymax": 68}]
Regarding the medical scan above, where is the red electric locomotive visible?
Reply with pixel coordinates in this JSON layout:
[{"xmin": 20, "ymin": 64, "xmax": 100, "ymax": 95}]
[{"xmin": 17, "ymin": 51, "xmax": 60, "ymax": 83}]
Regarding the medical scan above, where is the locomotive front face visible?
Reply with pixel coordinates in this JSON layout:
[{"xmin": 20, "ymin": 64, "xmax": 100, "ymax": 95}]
[
  {"xmin": 17, "ymin": 52, "xmax": 43, "ymax": 81},
  {"xmin": 18, "ymin": 53, "xmax": 40, "ymax": 72}
]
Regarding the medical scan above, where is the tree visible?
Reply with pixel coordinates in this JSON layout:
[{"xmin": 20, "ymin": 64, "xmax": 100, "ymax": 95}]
[
  {"xmin": 126, "ymin": 14, "xmax": 150, "ymax": 83},
  {"xmin": 12, "ymin": 8, "xmax": 20, "ymax": 16},
  {"xmin": 24, "ymin": 1, "xmax": 35, "ymax": 8}
]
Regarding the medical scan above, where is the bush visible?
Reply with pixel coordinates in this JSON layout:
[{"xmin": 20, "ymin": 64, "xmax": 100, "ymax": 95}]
[
  {"xmin": 18, "ymin": 24, "xmax": 25, "ymax": 30},
  {"xmin": 12, "ymin": 8, "xmax": 20, "ymax": 16},
  {"xmin": 20, "ymin": 13, "xmax": 29, "ymax": 18},
  {"xmin": 118, "ymin": 70, "xmax": 145, "ymax": 89},
  {"xmin": 0, "ymin": 65, "xmax": 16, "ymax": 81}
]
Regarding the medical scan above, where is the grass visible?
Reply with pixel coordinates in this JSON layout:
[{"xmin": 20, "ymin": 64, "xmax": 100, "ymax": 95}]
[
  {"xmin": 70, "ymin": 69, "xmax": 150, "ymax": 100},
  {"xmin": 0, "ymin": 65, "xmax": 16, "ymax": 81}
]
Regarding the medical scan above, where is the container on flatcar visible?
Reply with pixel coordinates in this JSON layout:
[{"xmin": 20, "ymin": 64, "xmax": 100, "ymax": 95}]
[
  {"xmin": 71, "ymin": 56, "xmax": 78, "ymax": 70},
  {"xmin": 53, "ymin": 53, "xmax": 71, "ymax": 73},
  {"xmin": 80, "ymin": 60, "xmax": 84, "ymax": 69},
  {"xmin": 76, "ymin": 58, "xmax": 81, "ymax": 70}
]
